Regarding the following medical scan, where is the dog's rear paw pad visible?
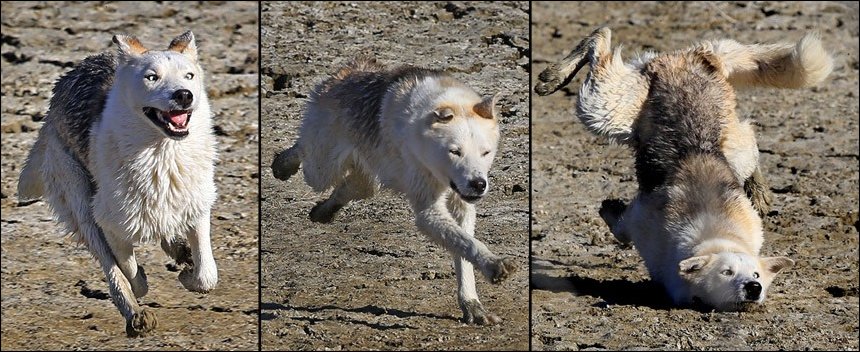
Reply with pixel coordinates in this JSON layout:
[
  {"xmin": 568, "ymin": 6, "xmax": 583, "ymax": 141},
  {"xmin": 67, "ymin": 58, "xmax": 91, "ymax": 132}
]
[
  {"xmin": 460, "ymin": 299, "xmax": 502, "ymax": 325},
  {"xmin": 489, "ymin": 257, "xmax": 517, "ymax": 284},
  {"xmin": 309, "ymin": 201, "xmax": 341, "ymax": 224},
  {"xmin": 271, "ymin": 150, "xmax": 300, "ymax": 181},
  {"xmin": 126, "ymin": 308, "xmax": 158, "ymax": 337},
  {"xmin": 599, "ymin": 199, "xmax": 626, "ymax": 218},
  {"xmin": 535, "ymin": 67, "xmax": 563, "ymax": 95}
]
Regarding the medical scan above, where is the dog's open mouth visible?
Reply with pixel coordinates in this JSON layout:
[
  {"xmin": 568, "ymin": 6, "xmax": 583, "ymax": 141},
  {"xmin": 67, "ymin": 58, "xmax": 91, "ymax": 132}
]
[
  {"xmin": 143, "ymin": 107, "xmax": 191, "ymax": 138},
  {"xmin": 450, "ymin": 181, "xmax": 482, "ymax": 203}
]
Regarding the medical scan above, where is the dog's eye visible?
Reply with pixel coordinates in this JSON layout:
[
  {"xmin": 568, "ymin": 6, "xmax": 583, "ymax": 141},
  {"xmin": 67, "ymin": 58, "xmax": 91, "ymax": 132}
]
[
  {"xmin": 145, "ymin": 74, "xmax": 159, "ymax": 82},
  {"xmin": 185, "ymin": 72, "xmax": 194, "ymax": 80},
  {"xmin": 449, "ymin": 149, "xmax": 462, "ymax": 157},
  {"xmin": 753, "ymin": 272, "xmax": 759, "ymax": 279},
  {"xmin": 721, "ymin": 269, "xmax": 733, "ymax": 276}
]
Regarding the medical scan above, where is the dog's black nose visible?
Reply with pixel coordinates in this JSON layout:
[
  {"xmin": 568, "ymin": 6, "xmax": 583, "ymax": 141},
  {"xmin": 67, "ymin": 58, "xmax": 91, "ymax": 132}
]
[
  {"xmin": 172, "ymin": 89, "xmax": 193, "ymax": 108},
  {"xmin": 744, "ymin": 281, "xmax": 762, "ymax": 300},
  {"xmin": 469, "ymin": 178, "xmax": 487, "ymax": 193}
]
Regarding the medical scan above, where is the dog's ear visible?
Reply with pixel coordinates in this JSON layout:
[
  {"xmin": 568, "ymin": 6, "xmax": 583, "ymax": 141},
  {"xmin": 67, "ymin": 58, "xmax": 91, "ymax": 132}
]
[
  {"xmin": 112, "ymin": 34, "xmax": 147, "ymax": 57},
  {"xmin": 168, "ymin": 30, "xmax": 198, "ymax": 61},
  {"xmin": 762, "ymin": 256, "xmax": 794, "ymax": 274},
  {"xmin": 679, "ymin": 255, "xmax": 712, "ymax": 279},
  {"xmin": 473, "ymin": 93, "xmax": 499, "ymax": 120},
  {"xmin": 433, "ymin": 107, "xmax": 455, "ymax": 122}
]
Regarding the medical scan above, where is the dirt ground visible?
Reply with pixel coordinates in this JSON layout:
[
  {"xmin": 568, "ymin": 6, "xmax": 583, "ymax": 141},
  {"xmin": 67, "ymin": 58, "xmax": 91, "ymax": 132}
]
[
  {"xmin": 1, "ymin": 1, "xmax": 259, "ymax": 350},
  {"xmin": 260, "ymin": 1, "xmax": 529, "ymax": 350},
  {"xmin": 531, "ymin": 1, "xmax": 859, "ymax": 351}
]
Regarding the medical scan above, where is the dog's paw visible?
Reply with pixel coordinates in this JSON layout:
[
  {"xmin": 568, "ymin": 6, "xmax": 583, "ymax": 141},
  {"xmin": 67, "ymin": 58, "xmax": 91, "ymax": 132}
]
[
  {"xmin": 130, "ymin": 265, "xmax": 149, "ymax": 298},
  {"xmin": 535, "ymin": 65, "xmax": 566, "ymax": 96},
  {"xmin": 178, "ymin": 266, "xmax": 217, "ymax": 293},
  {"xmin": 125, "ymin": 308, "xmax": 158, "ymax": 338},
  {"xmin": 598, "ymin": 199, "xmax": 626, "ymax": 225},
  {"xmin": 309, "ymin": 201, "xmax": 341, "ymax": 224},
  {"xmin": 487, "ymin": 257, "xmax": 517, "ymax": 284},
  {"xmin": 271, "ymin": 149, "xmax": 300, "ymax": 181},
  {"xmin": 460, "ymin": 299, "xmax": 502, "ymax": 326},
  {"xmin": 599, "ymin": 198, "xmax": 632, "ymax": 245}
]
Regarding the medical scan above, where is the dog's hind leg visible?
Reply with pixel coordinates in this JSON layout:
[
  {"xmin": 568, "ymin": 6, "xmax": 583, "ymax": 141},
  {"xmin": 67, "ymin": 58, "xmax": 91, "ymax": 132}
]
[
  {"xmin": 161, "ymin": 236, "xmax": 193, "ymax": 266},
  {"xmin": 744, "ymin": 167, "xmax": 772, "ymax": 216},
  {"xmin": 535, "ymin": 27, "xmax": 611, "ymax": 96},
  {"xmin": 40, "ymin": 132, "xmax": 156, "ymax": 337},
  {"xmin": 721, "ymin": 118, "xmax": 772, "ymax": 215},
  {"xmin": 447, "ymin": 196, "xmax": 502, "ymax": 325},
  {"xmin": 103, "ymin": 233, "xmax": 148, "ymax": 298},
  {"xmin": 271, "ymin": 142, "xmax": 303, "ymax": 181},
  {"xmin": 599, "ymin": 199, "xmax": 632, "ymax": 245},
  {"xmin": 309, "ymin": 168, "xmax": 377, "ymax": 223},
  {"xmin": 536, "ymin": 27, "xmax": 649, "ymax": 144},
  {"xmin": 17, "ymin": 131, "xmax": 47, "ymax": 203}
]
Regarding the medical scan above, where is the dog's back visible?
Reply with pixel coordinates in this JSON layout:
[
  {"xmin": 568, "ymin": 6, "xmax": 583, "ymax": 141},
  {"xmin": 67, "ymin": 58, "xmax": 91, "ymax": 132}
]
[
  {"xmin": 18, "ymin": 53, "xmax": 115, "ymax": 201},
  {"xmin": 295, "ymin": 57, "xmax": 454, "ymax": 191},
  {"xmin": 633, "ymin": 52, "xmax": 739, "ymax": 193},
  {"xmin": 310, "ymin": 57, "xmax": 447, "ymax": 145}
]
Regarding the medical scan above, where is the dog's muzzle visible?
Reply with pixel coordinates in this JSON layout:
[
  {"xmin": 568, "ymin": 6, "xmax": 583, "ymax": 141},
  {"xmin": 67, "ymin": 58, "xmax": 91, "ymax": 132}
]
[
  {"xmin": 143, "ymin": 107, "xmax": 192, "ymax": 139},
  {"xmin": 743, "ymin": 281, "xmax": 762, "ymax": 301},
  {"xmin": 450, "ymin": 179, "xmax": 486, "ymax": 203}
]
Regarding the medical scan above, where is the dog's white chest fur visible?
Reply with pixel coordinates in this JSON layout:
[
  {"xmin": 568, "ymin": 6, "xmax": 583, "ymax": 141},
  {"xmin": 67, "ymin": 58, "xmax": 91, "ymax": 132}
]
[{"xmin": 90, "ymin": 102, "xmax": 216, "ymax": 243}]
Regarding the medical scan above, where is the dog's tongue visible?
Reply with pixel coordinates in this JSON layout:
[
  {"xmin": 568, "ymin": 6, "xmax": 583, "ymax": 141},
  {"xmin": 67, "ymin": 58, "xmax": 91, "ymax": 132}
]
[{"xmin": 166, "ymin": 111, "xmax": 188, "ymax": 128}]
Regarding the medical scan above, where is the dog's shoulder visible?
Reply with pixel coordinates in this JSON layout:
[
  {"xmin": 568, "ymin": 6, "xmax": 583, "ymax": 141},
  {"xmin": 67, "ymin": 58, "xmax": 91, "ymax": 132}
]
[{"xmin": 45, "ymin": 52, "xmax": 117, "ymax": 167}]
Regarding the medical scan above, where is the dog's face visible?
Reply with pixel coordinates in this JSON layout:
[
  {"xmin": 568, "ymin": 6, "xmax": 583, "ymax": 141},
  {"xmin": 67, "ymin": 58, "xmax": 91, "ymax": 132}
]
[
  {"xmin": 419, "ymin": 91, "xmax": 500, "ymax": 203},
  {"xmin": 112, "ymin": 31, "xmax": 205, "ymax": 140},
  {"xmin": 679, "ymin": 252, "xmax": 794, "ymax": 311}
]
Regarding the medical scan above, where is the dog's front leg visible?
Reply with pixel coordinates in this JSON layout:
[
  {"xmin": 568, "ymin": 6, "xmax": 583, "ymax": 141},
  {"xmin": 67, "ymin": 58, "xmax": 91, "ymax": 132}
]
[
  {"xmin": 447, "ymin": 196, "xmax": 502, "ymax": 325},
  {"xmin": 178, "ymin": 210, "xmax": 218, "ymax": 293},
  {"xmin": 103, "ymin": 232, "xmax": 148, "ymax": 298},
  {"xmin": 412, "ymin": 196, "xmax": 517, "ymax": 285}
]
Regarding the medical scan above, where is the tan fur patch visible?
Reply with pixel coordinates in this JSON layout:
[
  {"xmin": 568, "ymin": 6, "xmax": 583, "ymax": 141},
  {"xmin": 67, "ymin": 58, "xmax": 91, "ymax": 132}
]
[
  {"xmin": 168, "ymin": 39, "xmax": 190, "ymax": 53},
  {"xmin": 124, "ymin": 36, "xmax": 148, "ymax": 55},
  {"xmin": 472, "ymin": 96, "xmax": 496, "ymax": 120}
]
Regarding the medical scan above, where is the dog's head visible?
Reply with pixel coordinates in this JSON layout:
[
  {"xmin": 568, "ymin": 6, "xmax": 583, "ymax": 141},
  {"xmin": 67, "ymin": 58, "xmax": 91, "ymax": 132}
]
[
  {"xmin": 112, "ymin": 31, "xmax": 205, "ymax": 140},
  {"xmin": 679, "ymin": 252, "xmax": 794, "ymax": 311},
  {"xmin": 414, "ymin": 83, "xmax": 500, "ymax": 203}
]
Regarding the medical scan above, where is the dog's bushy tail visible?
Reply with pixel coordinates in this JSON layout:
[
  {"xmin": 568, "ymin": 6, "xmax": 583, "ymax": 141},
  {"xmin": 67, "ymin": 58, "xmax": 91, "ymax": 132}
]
[
  {"xmin": 17, "ymin": 134, "xmax": 46, "ymax": 202},
  {"xmin": 704, "ymin": 33, "xmax": 833, "ymax": 89}
]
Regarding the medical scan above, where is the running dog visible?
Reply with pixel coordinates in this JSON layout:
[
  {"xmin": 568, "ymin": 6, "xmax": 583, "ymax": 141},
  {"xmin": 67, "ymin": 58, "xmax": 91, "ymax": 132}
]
[
  {"xmin": 18, "ymin": 31, "xmax": 218, "ymax": 336},
  {"xmin": 271, "ymin": 57, "xmax": 517, "ymax": 324},
  {"xmin": 535, "ymin": 27, "xmax": 831, "ymax": 310}
]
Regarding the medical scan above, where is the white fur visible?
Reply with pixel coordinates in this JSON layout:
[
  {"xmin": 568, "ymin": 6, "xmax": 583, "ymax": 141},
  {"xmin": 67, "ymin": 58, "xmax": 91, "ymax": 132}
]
[
  {"xmin": 17, "ymin": 31, "xmax": 218, "ymax": 335},
  {"xmin": 539, "ymin": 28, "xmax": 821, "ymax": 311},
  {"xmin": 276, "ymin": 70, "xmax": 515, "ymax": 324}
]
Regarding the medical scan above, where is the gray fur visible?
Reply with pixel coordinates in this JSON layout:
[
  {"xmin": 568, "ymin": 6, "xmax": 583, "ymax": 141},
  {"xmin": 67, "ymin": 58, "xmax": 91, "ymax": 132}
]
[
  {"xmin": 634, "ymin": 55, "xmax": 736, "ymax": 193},
  {"xmin": 309, "ymin": 57, "xmax": 447, "ymax": 147},
  {"xmin": 44, "ymin": 53, "xmax": 116, "ymax": 167}
]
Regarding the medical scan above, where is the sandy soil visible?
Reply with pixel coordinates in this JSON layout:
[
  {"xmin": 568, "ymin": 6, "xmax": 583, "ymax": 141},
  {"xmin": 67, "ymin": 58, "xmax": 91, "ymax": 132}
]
[
  {"xmin": 260, "ymin": 1, "xmax": 529, "ymax": 350},
  {"xmin": 1, "ymin": 1, "xmax": 259, "ymax": 350},
  {"xmin": 530, "ymin": 1, "xmax": 859, "ymax": 350}
]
